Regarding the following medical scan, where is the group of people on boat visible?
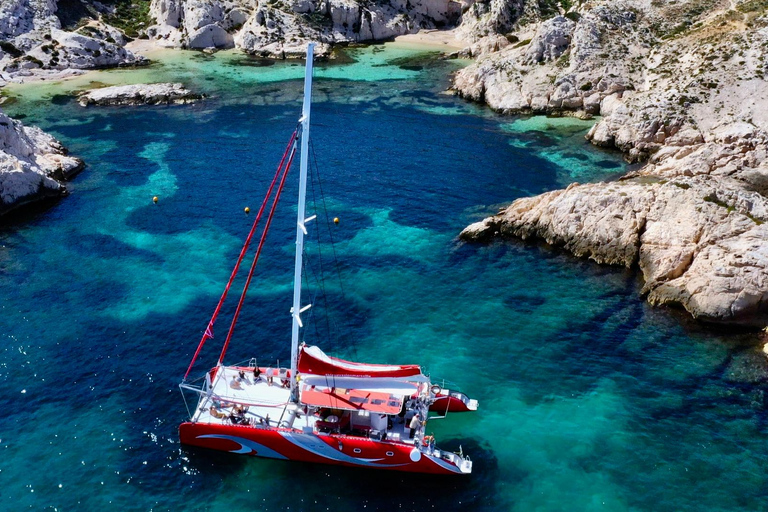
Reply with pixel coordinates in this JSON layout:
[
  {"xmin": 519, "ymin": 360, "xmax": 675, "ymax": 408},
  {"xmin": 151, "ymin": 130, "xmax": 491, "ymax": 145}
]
[
  {"xmin": 209, "ymin": 402, "xmax": 252, "ymax": 425},
  {"xmin": 230, "ymin": 367, "xmax": 290, "ymax": 389}
]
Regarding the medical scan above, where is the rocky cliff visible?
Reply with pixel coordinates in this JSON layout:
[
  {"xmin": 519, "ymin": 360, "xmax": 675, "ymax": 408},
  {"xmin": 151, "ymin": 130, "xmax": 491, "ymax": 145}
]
[
  {"xmin": 458, "ymin": 0, "xmax": 768, "ymax": 325},
  {"xmin": 0, "ymin": 2, "xmax": 147, "ymax": 82},
  {"xmin": 0, "ymin": 108, "xmax": 83, "ymax": 216},
  {"xmin": 0, "ymin": 0, "xmax": 466, "ymax": 79},
  {"xmin": 148, "ymin": 0, "xmax": 463, "ymax": 56}
]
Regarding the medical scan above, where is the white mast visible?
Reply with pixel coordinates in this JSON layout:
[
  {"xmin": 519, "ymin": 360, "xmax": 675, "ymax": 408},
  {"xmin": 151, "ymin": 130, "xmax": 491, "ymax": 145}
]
[{"xmin": 290, "ymin": 43, "xmax": 315, "ymax": 402}]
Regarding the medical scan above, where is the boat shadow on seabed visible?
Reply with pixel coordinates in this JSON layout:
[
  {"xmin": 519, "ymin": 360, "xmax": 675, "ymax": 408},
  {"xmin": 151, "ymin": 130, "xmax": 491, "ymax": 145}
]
[{"xmin": 183, "ymin": 437, "xmax": 500, "ymax": 510}]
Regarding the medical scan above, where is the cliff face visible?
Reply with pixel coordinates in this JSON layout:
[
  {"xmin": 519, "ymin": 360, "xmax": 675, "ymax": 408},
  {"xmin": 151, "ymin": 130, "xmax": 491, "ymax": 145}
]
[
  {"xmin": 0, "ymin": 3, "xmax": 147, "ymax": 82},
  {"xmin": 148, "ymin": 0, "xmax": 463, "ymax": 56},
  {"xmin": 0, "ymin": 0, "xmax": 467, "ymax": 78},
  {"xmin": 458, "ymin": 1, "xmax": 768, "ymax": 325},
  {"xmin": 0, "ymin": 108, "xmax": 83, "ymax": 215}
]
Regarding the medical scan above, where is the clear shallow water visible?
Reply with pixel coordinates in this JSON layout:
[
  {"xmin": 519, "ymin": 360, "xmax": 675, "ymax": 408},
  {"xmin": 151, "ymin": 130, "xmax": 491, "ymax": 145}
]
[{"xmin": 1, "ymin": 44, "xmax": 767, "ymax": 511}]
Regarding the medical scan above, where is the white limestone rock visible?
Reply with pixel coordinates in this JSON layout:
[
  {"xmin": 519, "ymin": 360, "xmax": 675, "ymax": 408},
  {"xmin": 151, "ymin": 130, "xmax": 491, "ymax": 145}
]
[
  {"xmin": 42, "ymin": 28, "xmax": 147, "ymax": 70},
  {"xmin": 0, "ymin": 109, "xmax": 83, "ymax": 216},
  {"xmin": 524, "ymin": 16, "xmax": 574, "ymax": 64},
  {"xmin": 187, "ymin": 23, "xmax": 234, "ymax": 48},
  {"xmin": 461, "ymin": 124, "xmax": 768, "ymax": 325},
  {"xmin": 148, "ymin": 0, "xmax": 460, "ymax": 57},
  {"xmin": 77, "ymin": 83, "xmax": 204, "ymax": 106}
]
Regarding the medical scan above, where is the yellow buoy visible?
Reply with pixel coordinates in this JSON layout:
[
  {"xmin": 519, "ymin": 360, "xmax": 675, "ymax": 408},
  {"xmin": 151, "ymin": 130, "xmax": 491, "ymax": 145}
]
[
  {"xmin": 152, "ymin": 196, "xmax": 158, "ymax": 203},
  {"xmin": 244, "ymin": 207, "xmax": 250, "ymax": 214},
  {"xmin": 333, "ymin": 217, "xmax": 339, "ymax": 224}
]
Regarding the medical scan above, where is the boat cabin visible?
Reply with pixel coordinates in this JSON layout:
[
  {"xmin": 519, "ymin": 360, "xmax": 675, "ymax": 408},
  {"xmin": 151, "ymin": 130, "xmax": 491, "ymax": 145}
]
[{"xmin": 190, "ymin": 365, "xmax": 431, "ymax": 445}]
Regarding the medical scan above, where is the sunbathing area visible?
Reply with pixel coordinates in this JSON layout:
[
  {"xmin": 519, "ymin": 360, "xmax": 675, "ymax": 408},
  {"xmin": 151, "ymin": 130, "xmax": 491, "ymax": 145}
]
[{"xmin": 189, "ymin": 365, "xmax": 429, "ymax": 445}]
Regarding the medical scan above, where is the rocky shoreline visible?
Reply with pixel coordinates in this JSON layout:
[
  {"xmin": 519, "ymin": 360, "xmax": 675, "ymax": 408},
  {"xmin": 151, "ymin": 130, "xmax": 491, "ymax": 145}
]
[
  {"xmin": 2, "ymin": 0, "xmax": 768, "ymax": 328},
  {"xmin": 0, "ymin": 110, "xmax": 83, "ymax": 217},
  {"xmin": 78, "ymin": 83, "xmax": 203, "ymax": 106},
  {"xmin": 456, "ymin": 1, "xmax": 768, "ymax": 326}
]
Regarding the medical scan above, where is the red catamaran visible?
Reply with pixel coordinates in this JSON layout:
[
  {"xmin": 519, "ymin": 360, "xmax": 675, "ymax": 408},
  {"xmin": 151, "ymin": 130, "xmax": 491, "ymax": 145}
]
[{"xmin": 178, "ymin": 44, "xmax": 477, "ymax": 475}]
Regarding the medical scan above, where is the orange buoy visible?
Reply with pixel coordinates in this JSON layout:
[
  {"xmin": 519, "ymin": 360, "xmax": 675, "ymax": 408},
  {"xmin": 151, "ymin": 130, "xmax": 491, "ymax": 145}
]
[
  {"xmin": 153, "ymin": 196, "xmax": 158, "ymax": 203},
  {"xmin": 333, "ymin": 217, "xmax": 339, "ymax": 224},
  {"xmin": 245, "ymin": 207, "xmax": 250, "ymax": 214}
]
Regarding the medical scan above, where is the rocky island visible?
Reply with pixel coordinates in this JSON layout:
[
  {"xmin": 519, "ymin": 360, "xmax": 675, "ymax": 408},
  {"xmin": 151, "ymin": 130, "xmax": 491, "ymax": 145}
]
[{"xmin": 78, "ymin": 83, "xmax": 203, "ymax": 106}]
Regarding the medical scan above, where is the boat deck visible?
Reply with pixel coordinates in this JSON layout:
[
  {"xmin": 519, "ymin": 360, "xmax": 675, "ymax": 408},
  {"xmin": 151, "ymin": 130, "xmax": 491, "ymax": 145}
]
[
  {"xmin": 191, "ymin": 366, "xmax": 421, "ymax": 445},
  {"xmin": 193, "ymin": 366, "xmax": 294, "ymax": 428}
]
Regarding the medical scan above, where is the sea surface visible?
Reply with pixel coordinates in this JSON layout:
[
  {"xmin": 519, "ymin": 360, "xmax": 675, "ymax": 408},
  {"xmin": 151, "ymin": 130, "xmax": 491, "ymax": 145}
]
[{"xmin": 0, "ymin": 44, "xmax": 766, "ymax": 511}]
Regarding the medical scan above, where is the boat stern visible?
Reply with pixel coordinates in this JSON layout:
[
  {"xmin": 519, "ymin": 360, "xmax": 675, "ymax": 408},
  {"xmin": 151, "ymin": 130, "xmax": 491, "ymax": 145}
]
[{"xmin": 430, "ymin": 389, "xmax": 478, "ymax": 413}]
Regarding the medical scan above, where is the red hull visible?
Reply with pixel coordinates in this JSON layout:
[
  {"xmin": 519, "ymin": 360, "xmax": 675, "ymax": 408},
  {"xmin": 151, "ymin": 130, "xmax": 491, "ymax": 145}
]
[
  {"xmin": 429, "ymin": 393, "xmax": 476, "ymax": 413},
  {"xmin": 180, "ymin": 422, "xmax": 468, "ymax": 475}
]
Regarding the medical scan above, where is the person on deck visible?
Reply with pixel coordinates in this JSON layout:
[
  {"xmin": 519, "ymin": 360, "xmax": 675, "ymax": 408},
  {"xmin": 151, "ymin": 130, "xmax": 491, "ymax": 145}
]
[
  {"xmin": 209, "ymin": 406, "xmax": 227, "ymax": 420},
  {"xmin": 409, "ymin": 413, "xmax": 422, "ymax": 439},
  {"xmin": 230, "ymin": 375, "xmax": 243, "ymax": 390}
]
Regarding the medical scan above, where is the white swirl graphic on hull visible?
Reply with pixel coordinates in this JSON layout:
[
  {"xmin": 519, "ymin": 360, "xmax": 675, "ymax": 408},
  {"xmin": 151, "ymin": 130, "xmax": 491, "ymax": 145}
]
[
  {"xmin": 280, "ymin": 432, "xmax": 408, "ymax": 468},
  {"xmin": 197, "ymin": 434, "xmax": 289, "ymax": 459},
  {"xmin": 424, "ymin": 453, "xmax": 463, "ymax": 474}
]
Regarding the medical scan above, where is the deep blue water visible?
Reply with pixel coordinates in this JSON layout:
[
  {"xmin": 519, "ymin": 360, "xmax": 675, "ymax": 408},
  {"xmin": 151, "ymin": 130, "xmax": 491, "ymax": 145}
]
[{"xmin": 0, "ymin": 45, "xmax": 766, "ymax": 511}]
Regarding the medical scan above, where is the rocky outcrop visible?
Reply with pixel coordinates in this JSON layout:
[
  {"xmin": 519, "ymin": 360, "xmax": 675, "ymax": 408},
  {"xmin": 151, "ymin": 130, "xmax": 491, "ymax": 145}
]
[
  {"xmin": 0, "ymin": 6, "xmax": 147, "ymax": 83},
  {"xmin": 0, "ymin": 108, "xmax": 83, "ymax": 216},
  {"xmin": 148, "ymin": 0, "xmax": 463, "ymax": 57},
  {"xmin": 78, "ymin": 82, "xmax": 203, "ymax": 106},
  {"xmin": 452, "ymin": 6, "xmax": 635, "ymax": 116},
  {"xmin": 461, "ymin": 125, "xmax": 768, "ymax": 325},
  {"xmin": 458, "ymin": 1, "xmax": 768, "ymax": 326}
]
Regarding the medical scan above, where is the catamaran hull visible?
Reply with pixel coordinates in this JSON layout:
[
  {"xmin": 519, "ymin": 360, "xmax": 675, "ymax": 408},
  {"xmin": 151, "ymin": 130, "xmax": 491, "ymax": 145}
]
[
  {"xmin": 430, "ymin": 392, "xmax": 479, "ymax": 413},
  {"xmin": 179, "ymin": 422, "xmax": 469, "ymax": 475}
]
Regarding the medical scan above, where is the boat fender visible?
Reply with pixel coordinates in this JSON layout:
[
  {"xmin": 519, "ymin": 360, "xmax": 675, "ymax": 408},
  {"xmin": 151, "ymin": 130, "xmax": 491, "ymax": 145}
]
[
  {"xmin": 430, "ymin": 384, "xmax": 442, "ymax": 395},
  {"xmin": 409, "ymin": 448, "xmax": 422, "ymax": 462}
]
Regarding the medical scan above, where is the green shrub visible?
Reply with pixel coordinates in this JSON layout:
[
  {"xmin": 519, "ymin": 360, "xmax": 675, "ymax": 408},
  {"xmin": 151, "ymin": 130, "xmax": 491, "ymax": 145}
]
[{"xmin": 0, "ymin": 41, "xmax": 22, "ymax": 58}]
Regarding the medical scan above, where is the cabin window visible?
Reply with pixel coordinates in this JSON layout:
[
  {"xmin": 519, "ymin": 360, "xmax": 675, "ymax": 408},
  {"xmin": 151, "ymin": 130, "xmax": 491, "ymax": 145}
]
[
  {"xmin": 353, "ymin": 448, "xmax": 362, "ymax": 454},
  {"xmin": 386, "ymin": 451, "xmax": 394, "ymax": 457}
]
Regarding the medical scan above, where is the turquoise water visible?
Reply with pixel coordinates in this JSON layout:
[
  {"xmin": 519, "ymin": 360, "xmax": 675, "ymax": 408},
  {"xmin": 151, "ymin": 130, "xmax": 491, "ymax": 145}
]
[{"xmin": 1, "ymin": 44, "xmax": 766, "ymax": 511}]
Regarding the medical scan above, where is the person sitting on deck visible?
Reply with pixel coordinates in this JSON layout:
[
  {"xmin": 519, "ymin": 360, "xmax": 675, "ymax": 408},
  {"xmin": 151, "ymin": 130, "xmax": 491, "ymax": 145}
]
[
  {"xmin": 279, "ymin": 368, "xmax": 290, "ymax": 388},
  {"xmin": 253, "ymin": 367, "xmax": 262, "ymax": 381},
  {"xmin": 209, "ymin": 406, "xmax": 227, "ymax": 420},
  {"xmin": 238, "ymin": 370, "xmax": 247, "ymax": 384},
  {"xmin": 230, "ymin": 404, "xmax": 250, "ymax": 425},
  {"xmin": 265, "ymin": 368, "xmax": 274, "ymax": 386},
  {"xmin": 230, "ymin": 375, "xmax": 243, "ymax": 390}
]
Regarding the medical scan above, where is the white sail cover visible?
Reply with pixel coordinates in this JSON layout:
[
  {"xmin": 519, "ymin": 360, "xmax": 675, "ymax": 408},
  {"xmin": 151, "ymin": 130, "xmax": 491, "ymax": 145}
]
[{"xmin": 301, "ymin": 375, "xmax": 426, "ymax": 396}]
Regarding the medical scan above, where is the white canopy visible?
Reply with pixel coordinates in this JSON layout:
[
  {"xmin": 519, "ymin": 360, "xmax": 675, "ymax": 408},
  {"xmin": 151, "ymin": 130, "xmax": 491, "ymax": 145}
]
[{"xmin": 300, "ymin": 375, "xmax": 426, "ymax": 396}]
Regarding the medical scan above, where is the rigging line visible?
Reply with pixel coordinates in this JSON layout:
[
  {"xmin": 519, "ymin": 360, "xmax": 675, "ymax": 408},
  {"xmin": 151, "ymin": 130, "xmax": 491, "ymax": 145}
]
[
  {"xmin": 301, "ymin": 250, "xmax": 322, "ymax": 345},
  {"xmin": 184, "ymin": 129, "xmax": 298, "ymax": 381},
  {"xmin": 309, "ymin": 138, "xmax": 352, "ymax": 355},
  {"xmin": 303, "ymin": 248, "xmax": 335, "ymax": 347},
  {"xmin": 309, "ymin": 138, "xmax": 346, "ymax": 299},
  {"xmin": 307, "ymin": 159, "xmax": 335, "ymax": 344},
  {"xmin": 218, "ymin": 139, "xmax": 299, "ymax": 365}
]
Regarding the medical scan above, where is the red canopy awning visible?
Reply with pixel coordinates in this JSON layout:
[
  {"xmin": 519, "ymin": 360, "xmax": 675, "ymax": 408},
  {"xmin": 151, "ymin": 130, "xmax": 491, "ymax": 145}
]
[{"xmin": 299, "ymin": 384, "xmax": 404, "ymax": 414}]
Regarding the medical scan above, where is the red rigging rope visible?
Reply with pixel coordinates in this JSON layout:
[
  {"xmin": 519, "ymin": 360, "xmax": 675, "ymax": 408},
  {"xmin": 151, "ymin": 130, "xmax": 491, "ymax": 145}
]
[
  {"xmin": 183, "ymin": 130, "xmax": 298, "ymax": 381},
  {"xmin": 218, "ymin": 140, "xmax": 298, "ymax": 365}
]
